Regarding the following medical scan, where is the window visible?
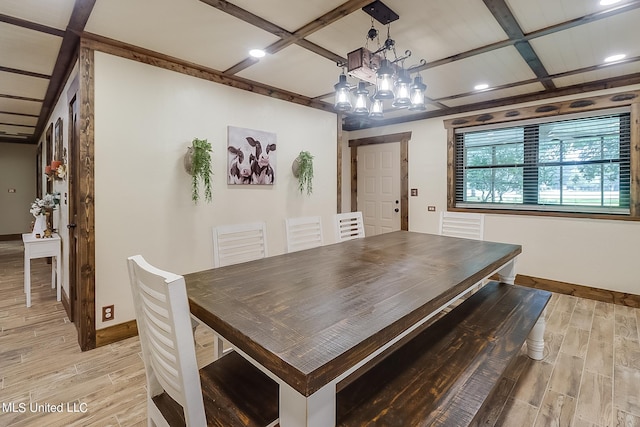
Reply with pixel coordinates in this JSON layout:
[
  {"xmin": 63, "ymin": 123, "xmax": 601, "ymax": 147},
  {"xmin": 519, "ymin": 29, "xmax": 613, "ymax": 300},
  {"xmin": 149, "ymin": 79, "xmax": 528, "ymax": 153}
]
[{"xmin": 454, "ymin": 110, "xmax": 631, "ymax": 215}]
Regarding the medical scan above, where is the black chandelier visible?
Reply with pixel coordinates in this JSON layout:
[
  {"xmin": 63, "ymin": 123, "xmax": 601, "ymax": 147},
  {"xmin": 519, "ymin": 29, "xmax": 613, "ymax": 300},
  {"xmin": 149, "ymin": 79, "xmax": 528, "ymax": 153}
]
[{"xmin": 334, "ymin": 2, "xmax": 426, "ymax": 119}]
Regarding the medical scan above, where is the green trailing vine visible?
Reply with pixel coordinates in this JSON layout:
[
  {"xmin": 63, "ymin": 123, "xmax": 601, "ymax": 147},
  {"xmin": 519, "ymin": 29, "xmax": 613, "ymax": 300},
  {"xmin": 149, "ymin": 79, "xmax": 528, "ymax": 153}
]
[
  {"xmin": 296, "ymin": 151, "xmax": 314, "ymax": 195},
  {"xmin": 190, "ymin": 138, "xmax": 212, "ymax": 203}
]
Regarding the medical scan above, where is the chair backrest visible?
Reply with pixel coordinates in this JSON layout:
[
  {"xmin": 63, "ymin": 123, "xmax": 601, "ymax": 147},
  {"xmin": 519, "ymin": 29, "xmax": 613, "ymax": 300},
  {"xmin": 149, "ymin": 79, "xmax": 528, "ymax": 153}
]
[
  {"xmin": 334, "ymin": 212, "xmax": 365, "ymax": 242},
  {"xmin": 126, "ymin": 255, "xmax": 206, "ymax": 426},
  {"xmin": 439, "ymin": 211, "xmax": 485, "ymax": 240},
  {"xmin": 212, "ymin": 222, "xmax": 268, "ymax": 268},
  {"xmin": 285, "ymin": 216, "xmax": 324, "ymax": 253}
]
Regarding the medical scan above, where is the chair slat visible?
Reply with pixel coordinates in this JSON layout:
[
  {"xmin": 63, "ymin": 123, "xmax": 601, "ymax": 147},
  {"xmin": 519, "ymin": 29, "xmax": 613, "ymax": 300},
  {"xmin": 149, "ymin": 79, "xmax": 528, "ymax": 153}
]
[
  {"xmin": 334, "ymin": 212, "xmax": 365, "ymax": 242},
  {"xmin": 285, "ymin": 216, "xmax": 323, "ymax": 253},
  {"xmin": 213, "ymin": 222, "xmax": 268, "ymax": 267},
  {"xmin": 439, "ymin": 211, "xmax": 485, "ymax": 240}
]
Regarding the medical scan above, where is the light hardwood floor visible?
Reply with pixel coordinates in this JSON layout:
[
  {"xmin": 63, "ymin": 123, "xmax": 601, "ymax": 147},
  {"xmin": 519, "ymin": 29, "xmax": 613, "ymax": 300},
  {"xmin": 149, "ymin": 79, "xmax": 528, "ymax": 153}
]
[{"xmin": 1, "ymin": 239, "xmax": 639, "ymax": 426}]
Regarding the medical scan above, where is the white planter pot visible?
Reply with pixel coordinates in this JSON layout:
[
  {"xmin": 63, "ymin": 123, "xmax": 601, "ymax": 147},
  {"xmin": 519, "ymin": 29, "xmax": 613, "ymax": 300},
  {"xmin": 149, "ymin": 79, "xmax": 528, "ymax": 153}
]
[{"xmin": 32, "ymin": 215, "xmax": 47, "ymax": 238}]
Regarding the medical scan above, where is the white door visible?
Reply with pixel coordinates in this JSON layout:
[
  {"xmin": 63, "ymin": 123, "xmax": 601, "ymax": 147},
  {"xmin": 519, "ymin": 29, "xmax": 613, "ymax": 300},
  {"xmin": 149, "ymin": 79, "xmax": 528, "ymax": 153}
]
[{"xmin": 357, "ymin": 143, "xmax": 401, "ymax": 236}]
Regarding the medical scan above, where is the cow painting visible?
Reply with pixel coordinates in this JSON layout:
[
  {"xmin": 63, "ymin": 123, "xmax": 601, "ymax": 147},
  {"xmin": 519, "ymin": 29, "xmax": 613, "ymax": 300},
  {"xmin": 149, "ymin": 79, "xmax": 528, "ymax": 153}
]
[
  {"xmin": 228, "ymin": 144, "xmax": 254, "ymax": 184},
  {"xmin": 246, "ymin": 137, "xmax": 276, "ymax": 184},
  {"xmin": 227, "ymin": 126, "xmax": 277, "ymax": 185}
]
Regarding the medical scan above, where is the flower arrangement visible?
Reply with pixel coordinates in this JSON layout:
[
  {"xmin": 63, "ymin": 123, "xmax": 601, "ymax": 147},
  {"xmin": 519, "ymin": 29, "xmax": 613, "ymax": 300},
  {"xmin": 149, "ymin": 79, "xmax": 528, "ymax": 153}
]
[
  {"xmin": 30, "ymin": 193, "xmax": 61, "ymax": 217},
  {"xmin": 45, "ymin": 161, "xmax": 67, "ymax": 180}
]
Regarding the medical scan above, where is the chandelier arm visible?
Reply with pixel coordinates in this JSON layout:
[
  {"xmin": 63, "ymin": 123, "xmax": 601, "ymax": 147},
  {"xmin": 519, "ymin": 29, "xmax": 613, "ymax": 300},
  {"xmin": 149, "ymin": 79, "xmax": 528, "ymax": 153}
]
[
  {"xmin": 371, "ymin": 44, "xmax": 389, "ymax": 57},
  {"xmin": 407, "ymin": 59, "xmax": 427, "ymax": 73},
  {"xmin": 389, "ymin": 50, "xmax": 412, "ymax": 65}
]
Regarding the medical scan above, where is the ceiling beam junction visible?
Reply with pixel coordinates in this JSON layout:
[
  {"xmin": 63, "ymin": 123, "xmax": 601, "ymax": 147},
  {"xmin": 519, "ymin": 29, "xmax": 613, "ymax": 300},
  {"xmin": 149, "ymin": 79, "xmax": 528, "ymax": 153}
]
[
  {"xmin": 32, "ymin": 0, "xmax": 97, "ymax": 144},
  {"xmin": 200, "ymin": 0, "xmax": 373, "ymax": 75},
  {"xmin": 482, "ymin": 0, "xmax": 555, "ymax": 91}
]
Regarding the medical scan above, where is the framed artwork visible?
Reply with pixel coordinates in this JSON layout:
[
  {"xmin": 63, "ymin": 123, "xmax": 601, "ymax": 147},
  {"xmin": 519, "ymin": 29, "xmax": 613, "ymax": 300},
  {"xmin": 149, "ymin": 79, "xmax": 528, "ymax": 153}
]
[
  {"xmin": 36, "ymin": 142, "xmax": 43, "ymax": 198},
  {"xmin": 54, "ymin": 117, "xmax": 63, "ymax": 161},
  {"xmin": 227, "ymin": 126, "xmax": 277, "ymax": 185},
  {"xmin": 45, "ymin": 123, "xmax": 53, "ymax": 194}
]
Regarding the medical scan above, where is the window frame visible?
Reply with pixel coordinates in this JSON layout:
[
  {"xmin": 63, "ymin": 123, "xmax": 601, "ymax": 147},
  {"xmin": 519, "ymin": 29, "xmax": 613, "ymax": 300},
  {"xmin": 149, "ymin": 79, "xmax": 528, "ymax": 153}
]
[
  {"xmin": 455, "ymin": 108, "xmax": 630, "ymax": 214},
  {"xmin": 444, "ymin": 91, "xmax": 640, "ymax": 221}
]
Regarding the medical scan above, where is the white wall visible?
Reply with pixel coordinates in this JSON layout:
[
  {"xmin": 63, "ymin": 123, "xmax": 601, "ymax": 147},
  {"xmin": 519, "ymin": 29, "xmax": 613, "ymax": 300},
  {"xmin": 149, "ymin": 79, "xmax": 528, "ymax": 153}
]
[
  {"xmin": 344, "ymin": 85, "xmax": 640, "ymax": 295},
  {"xmin": 0, "ymin": 143, "xmax": 36, "ymax": 235},
  {"xmin": 37, "ymin": 63, "xmax": 77, "ymax": 301},
  {"xmin": 94, "ymin": 52, "xmax": 338, "ymax": 329}
]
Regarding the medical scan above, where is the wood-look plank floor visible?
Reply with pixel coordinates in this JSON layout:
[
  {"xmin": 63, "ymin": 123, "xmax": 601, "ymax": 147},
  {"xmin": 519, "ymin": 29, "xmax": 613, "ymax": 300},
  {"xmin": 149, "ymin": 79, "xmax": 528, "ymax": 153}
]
[
  {"xmin": 0, "ymin": 240, "xmax": 215, "ymax": 427},
  {"xmin": 1, "ymin": 240, "xmax": 638, "ymax": 426}
]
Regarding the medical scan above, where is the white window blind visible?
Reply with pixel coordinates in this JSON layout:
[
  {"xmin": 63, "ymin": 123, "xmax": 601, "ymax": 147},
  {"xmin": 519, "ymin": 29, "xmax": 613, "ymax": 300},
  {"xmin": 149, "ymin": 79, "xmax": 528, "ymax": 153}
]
[{"xmin": 454, "ymin": 110, "xmax": 631, "ymax": 214}]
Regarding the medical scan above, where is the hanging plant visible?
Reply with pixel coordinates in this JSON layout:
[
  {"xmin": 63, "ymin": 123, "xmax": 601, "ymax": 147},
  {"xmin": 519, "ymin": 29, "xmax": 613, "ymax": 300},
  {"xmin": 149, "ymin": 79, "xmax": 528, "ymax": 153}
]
[
  {"xmin": 292, "ymin": 151, "xmax": 314, "ymax": 195},
  {"xmin": 184, "ymin": 138, "xmax": 212, "ymax": 203}
]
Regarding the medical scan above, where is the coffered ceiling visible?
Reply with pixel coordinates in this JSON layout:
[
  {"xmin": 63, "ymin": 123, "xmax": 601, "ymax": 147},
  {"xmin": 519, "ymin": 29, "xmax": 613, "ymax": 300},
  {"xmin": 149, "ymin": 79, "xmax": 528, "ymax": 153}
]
[{"xmin": 1, "ymin": 0, "xmax": 640, "ymax": 143}]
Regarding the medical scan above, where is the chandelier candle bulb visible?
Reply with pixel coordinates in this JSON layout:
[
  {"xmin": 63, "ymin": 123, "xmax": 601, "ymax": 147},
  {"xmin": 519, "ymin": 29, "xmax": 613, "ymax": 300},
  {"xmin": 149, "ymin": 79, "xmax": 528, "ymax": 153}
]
[
  {"xmin": 334, "ymin": 73, "xmax": 353, "ymax": 112},
  {"xmin": 409, "ymin": 75, "xmax": 427, "ymax": 111},
  {"xmin": 369, "ymin": 98, "xmax": 384, "ymax": 119},
  {"xmin": 392, "ymin": 70, "xmax": 412, "ymax": 107},
  {"xmin": 353, "ymin": 82, "xmax": 370, "ymax": 116},
  {"xmin": 374, "ymin": 59, "xmax": 395, "ymax": 100}
]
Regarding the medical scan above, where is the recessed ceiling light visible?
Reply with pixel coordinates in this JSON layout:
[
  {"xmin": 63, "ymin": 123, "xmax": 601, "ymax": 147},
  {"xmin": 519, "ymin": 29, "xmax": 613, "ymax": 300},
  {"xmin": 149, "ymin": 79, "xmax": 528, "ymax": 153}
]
[
  {"xmin": 599, "ymin": 0, "xmax": 621, "ymax": 5},
  {"xmin": 249, "ymin": 49, "xmax": 266, "ymax": 58},
  {"xmin": 604, "ymin": 53, "xmax": 626, "ymax": 63},
  {"xmin": 474, "ymin": 83, "xmax": 490, "ymax": 91}
]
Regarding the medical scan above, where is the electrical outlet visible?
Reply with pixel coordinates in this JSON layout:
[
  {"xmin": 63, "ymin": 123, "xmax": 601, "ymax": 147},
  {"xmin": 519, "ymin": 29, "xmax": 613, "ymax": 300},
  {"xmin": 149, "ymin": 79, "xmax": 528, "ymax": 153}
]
[
  {"xmin": 411, "ymin": 188, "xmax": 418, "ymax": 196},
  {"xmin": 102, "ymin": 305, "xmax": 114, "ymax": 322},
  {"xmin": 427, "ymin": 206, "xmax": 436, "ymax": 212}
]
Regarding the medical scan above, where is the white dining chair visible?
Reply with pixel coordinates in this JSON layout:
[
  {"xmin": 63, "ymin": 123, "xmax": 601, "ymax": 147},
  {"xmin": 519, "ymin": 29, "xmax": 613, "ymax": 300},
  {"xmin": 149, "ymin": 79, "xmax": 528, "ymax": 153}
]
[
  {"xmin": 439, "ymin": 211, "xmax": 486, "ymax": 298},
  {"xmin": 212, "ymin": 222, "xmax": 268, "ymax": 268},
  {"xmin": 439, "ymin": 211, "xmax": 485, "ymax": 240},
  {"xmin": 211, "ymin": 221, "xmax": 268, "ymax": 357},
  {"xmin": 285, "ymin": 216, "xmax": 324, "ymax": 253},
  {"xmin": 127, "ymin": 255, "xmax": 278, "ymax": 427},
  {"xmin": 334, "ymin": 211, "xmax": 365, "ymax": 242}
]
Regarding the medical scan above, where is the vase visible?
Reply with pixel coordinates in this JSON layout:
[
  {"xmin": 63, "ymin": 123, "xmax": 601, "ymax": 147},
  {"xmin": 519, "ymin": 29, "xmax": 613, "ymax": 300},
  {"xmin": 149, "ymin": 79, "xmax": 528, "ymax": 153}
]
[
  {"xmin": 45, "ymin": 208, "xmax": 54, "ymax": 232},
  {"xmin": 32, "ymin": 214, "xmax": 47, "ymax": 238}
]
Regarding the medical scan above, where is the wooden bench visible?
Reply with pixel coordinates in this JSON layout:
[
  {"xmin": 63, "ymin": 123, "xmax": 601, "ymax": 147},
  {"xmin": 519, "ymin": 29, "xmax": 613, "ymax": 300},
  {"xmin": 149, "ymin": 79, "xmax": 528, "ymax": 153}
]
[
  {"xmin": 153, "ymin": 350, "xmax": 279, "ymax": 427},
  {"xmin": 336, "ymin": 281, "xmax": 551, "ymax": 427}
]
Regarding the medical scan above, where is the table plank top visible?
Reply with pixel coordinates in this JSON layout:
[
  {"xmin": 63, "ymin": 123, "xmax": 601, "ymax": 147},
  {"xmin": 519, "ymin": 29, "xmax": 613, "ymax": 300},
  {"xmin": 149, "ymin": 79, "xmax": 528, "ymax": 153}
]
[{"xmin": 186, "ymin": 231, "xmax": 521, "ymax": 396}]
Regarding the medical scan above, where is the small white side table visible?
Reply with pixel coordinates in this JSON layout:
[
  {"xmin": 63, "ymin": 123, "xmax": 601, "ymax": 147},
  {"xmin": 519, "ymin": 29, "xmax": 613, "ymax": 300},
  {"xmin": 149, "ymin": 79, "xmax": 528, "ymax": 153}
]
[{"xmin": 22, "ymin": 233, "xmax": 61, "ymax": 307}]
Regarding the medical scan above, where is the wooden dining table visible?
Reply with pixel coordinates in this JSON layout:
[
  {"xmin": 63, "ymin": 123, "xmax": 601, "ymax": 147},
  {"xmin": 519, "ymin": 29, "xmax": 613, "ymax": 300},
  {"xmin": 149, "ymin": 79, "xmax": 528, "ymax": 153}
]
[{"xmin": 185, "ymin": 230, "xmax": 522, "ymax": 427}]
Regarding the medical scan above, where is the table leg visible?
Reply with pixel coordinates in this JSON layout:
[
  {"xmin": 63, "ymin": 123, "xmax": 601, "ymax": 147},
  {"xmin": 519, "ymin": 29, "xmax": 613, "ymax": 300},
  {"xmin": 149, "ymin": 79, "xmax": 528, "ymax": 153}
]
[
  {"xmin": 498, "ymin": 259, "xmax": 516, "ymax": 285},
  {"xmin": 527, "ymin": 310, "xmax": 546, "ymax": 360},
  {"xmin": 24, "ymin": 252, "xmax": 31, "ymax": 308},
  {"xmin": 55, "ymin": 255, "xmax": 61, "ymax": 302},
  {"xmin": 213, "ymin": 336, "xmax": 224, "ymax": 360},
  {"xmin": 51, "ymin": 257, "xmax": 56, "ymax": 289},
  {"xmin": 497, "ymin": 258, "xmax": 546, "ymax": 360},
  {"xmin": 279, "ymin": 382, "xmax": 335, "ymax": 427}
]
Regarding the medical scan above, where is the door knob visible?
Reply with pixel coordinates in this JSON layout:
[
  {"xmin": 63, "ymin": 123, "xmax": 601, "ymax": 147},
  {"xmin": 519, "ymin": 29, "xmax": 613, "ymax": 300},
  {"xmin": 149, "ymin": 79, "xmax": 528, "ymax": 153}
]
[{"xmin": 394, "ymin": 208, "xmax": 399, "ymax": 212}]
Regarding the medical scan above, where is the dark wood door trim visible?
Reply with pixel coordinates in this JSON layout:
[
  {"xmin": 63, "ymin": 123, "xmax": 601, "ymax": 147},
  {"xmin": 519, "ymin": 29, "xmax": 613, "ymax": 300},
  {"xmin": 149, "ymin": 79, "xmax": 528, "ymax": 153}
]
[
  {"xmin": 36, "ymin": 141, "xmax": 42, "ymax": 198},
  {"xmin": 67, "ymin": 92, "xmax": 78, "ymax": 323},
  {"xmin": 76, "ymin": 42, "xmax": 96, "ymax": 350},
  {"xmin": 348, "ymin": 132, "xmax": 411, "ymax": 231},
  {"xmin": 45, "ymin": 124, "xmax": 53, "ymax": 194}
]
